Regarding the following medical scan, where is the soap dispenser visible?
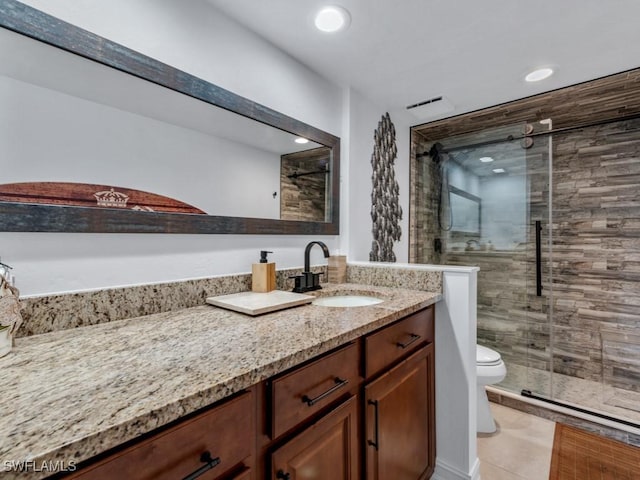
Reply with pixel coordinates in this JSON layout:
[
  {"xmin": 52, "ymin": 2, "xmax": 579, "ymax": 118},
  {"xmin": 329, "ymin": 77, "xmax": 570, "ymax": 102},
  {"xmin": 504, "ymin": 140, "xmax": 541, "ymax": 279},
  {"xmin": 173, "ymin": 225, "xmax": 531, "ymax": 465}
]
[{"xmin": 252, "ymin": 250, "xmax": 276, "ymax": 293}]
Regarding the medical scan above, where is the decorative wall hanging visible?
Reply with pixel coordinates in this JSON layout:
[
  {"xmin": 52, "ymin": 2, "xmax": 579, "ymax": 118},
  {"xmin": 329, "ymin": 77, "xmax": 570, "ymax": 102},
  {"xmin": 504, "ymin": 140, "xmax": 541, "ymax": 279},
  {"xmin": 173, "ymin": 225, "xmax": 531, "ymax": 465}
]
[{"xmin": 370, "ymin": 112, "xmax": 402, "ymax": 262}]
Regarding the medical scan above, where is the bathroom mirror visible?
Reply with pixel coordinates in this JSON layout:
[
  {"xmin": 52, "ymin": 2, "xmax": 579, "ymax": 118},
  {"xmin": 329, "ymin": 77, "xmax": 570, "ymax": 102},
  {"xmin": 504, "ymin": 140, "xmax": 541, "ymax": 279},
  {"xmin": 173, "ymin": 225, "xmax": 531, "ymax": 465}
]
[{"xmin": 0, "ymin": 1, "xmax": 340, "ymax": 234}]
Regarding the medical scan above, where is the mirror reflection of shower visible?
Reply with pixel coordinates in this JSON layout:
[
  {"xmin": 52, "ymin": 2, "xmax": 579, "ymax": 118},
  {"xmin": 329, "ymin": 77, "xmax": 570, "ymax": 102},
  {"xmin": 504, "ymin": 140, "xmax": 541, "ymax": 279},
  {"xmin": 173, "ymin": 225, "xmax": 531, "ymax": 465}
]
[{"xmin": 418, "ymin": 124, "xmax": 543, "ymax": 256}]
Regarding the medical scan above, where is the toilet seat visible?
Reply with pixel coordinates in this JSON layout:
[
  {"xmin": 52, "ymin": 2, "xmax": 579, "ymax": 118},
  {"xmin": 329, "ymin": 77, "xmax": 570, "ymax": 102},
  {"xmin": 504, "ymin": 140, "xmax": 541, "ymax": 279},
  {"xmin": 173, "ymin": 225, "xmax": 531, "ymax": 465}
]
[{"xmin": 477, "ymin": 345, "xmax": 502, "ymax": 366}]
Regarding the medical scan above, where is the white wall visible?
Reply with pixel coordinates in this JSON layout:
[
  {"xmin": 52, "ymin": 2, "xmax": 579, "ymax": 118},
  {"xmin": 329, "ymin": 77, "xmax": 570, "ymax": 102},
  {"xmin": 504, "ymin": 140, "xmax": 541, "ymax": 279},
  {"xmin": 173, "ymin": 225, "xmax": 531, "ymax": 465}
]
[
  {"xmin": 346, "ymin": 87, "xmax": 412, "ymax": 263},
  {"xmin": 2, "ymin": 0, "xmax": 344, "ymax": 296}
]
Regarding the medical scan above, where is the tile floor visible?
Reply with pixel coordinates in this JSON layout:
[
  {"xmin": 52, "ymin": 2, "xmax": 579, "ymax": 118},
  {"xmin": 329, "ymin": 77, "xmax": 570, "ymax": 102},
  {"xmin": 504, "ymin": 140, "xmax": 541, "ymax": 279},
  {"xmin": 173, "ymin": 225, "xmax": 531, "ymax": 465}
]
[{"xmin": 478, "ymin": 402, "xmax": 556, "ymax": 480}]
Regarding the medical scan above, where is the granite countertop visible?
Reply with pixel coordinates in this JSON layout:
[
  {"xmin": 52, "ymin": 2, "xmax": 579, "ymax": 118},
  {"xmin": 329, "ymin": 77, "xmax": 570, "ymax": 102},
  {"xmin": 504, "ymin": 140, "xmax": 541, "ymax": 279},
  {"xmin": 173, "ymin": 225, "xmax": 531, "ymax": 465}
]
[{"xmin": 0, "ymin": 283, "xmax": 441, "ymax": 477}]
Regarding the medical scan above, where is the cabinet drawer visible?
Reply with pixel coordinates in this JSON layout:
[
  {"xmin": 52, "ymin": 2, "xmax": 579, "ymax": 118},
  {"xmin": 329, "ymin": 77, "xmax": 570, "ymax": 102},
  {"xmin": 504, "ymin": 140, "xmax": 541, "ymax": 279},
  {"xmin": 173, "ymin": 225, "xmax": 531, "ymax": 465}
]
[
  {"xmin": 271, "ymin": 342, "xmax": 360, "ymax": 439},
  {"xmin": 70, "ymin": 390, "xmax": 254, "ymax": 480},
  {"xmin": 365, "ymin": 306, "xmax": 434, "ymax": 378}
]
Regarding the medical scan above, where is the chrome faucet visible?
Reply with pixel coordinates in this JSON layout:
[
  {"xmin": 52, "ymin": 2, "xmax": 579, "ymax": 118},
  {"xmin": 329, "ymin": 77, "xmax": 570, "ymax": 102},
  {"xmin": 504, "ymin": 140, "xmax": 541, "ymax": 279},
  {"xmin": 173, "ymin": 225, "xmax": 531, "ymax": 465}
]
[{"xmin": 291, "ymin": 241, "xmax": 330, "ymax": 293}]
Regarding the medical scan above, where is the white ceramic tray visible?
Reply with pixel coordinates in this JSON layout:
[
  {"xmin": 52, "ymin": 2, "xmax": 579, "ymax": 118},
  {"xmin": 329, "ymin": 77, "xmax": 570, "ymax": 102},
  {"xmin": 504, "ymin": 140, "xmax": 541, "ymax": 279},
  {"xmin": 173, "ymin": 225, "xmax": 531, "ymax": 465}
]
[{"xmin": 206, "ymin": 290, "xmax": 315, "ymax": 316}]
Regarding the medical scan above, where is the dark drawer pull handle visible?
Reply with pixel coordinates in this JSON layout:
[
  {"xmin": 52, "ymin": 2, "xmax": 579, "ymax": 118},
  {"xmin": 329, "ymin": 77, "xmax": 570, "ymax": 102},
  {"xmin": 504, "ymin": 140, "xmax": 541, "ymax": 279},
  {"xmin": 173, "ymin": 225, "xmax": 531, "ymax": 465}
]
[
  {"xmin": 182, "ymin": 451, "xmax": 220, "ymax": 480},
  {"xmin": 302, "ymin": 377, "xmax": 349, "ymax": 406},
  {"xmin": 276, "ymin": 469, "xmax": 291, "ymax": 480},
  {"xmin": 367, "ymin": 399, "xmax": 379, "ymax": 450},
  {"xmin": 396, "ymin": 333, "xmax": 421, "ymax": 349}
]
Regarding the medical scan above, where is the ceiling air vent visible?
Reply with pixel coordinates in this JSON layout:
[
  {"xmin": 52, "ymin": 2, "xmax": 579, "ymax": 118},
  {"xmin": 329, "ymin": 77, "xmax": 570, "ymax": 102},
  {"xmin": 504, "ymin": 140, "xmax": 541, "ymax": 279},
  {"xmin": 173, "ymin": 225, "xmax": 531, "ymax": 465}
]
[
  {"xmin": 405, "ymin": 95, "xmax": 454, "ymax": 121},
  {"xmin": 406, "ymin": 96, "xmax": 443, "ymax": 110}
]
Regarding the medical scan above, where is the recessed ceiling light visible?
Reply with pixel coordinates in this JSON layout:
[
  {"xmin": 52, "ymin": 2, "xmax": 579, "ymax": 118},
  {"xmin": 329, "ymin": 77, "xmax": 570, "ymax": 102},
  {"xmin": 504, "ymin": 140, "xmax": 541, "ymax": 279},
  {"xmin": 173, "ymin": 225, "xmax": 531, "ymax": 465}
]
[
  {"xmin": 479, "ymin": 157, "xmax": 494, "ymax": 163},
  {"xmin": 314, "ymin": 6, "xmax": 351, "ymax": 33},
  {"xmin": 493, "ymin": 168, "xmax": 506, "ymax": 173},
  {"xmin": 295, "ymin": 137, "xmax": 310, "ymax": 144},
  {"xmin": 525, "ymin": 68, "xmax": 554, "ymax": 82}
]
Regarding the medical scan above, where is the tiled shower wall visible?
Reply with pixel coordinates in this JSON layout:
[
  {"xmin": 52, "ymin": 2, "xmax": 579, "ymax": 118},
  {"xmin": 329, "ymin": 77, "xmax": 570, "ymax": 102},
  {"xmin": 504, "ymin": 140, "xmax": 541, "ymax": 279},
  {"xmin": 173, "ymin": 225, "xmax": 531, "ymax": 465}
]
[
  {"xmin": 410, "ymin": 69, "xmax": 640, "ymax": 396},
  {"xmin": 409, "ymin": 130, "xmax": 441, "ymax": 265},
  {"xmin": 551, "ymin": 119, "xmax": 640, "ymax": 389}
]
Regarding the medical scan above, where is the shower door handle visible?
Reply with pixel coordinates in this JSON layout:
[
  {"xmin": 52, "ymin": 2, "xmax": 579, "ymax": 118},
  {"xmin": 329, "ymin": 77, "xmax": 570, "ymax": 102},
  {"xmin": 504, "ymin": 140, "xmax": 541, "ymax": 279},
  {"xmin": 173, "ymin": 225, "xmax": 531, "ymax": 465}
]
[{"xmin": 535, "ymin": 220, "xmax": 542, "ymax": 297}]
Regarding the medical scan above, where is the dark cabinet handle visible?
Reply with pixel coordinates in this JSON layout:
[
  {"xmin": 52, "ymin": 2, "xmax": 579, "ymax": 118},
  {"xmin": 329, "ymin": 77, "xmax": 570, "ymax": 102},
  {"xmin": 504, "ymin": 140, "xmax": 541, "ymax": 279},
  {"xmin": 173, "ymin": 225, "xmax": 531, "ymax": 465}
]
[
  {"xmin": 367, "ymin": 399, "xmax": 379, "ymax": 450},
  {"xmin": 301, "ymin": 377, "xmax": 349, "ymax": 406},
  {"xmin": 276, "ymin": 470, "xmax": 291, "ymax": 480},
  {"xmin": 182, "ymin": 451, "xmax": 220, "ymax": 480},
  {"xmin": 396, "ymin": 333, "xmax": 420, "ymax": 349}
]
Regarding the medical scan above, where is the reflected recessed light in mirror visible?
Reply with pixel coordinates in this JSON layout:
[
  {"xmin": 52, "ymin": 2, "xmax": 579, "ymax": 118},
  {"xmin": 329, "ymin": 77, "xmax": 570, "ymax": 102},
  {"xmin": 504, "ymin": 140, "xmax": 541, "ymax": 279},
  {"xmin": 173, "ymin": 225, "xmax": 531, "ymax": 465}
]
[
  {"xmin": 295, "ymin": 137, "xmax": 310, "ymax": 144},
  {"xmin": 479, "ymin": 157, "xmax": 494, "ymax": 163},
  {"xmin": 314, "ymin": 6, "xmax": 351, "ymax": 33},
  {"xmin": 492, "ymin": 168, "xmax": 506, "ymax": 173},
  {"xmin": 525, "ymin": 68, "xmax": 554, "ymax": 82}
]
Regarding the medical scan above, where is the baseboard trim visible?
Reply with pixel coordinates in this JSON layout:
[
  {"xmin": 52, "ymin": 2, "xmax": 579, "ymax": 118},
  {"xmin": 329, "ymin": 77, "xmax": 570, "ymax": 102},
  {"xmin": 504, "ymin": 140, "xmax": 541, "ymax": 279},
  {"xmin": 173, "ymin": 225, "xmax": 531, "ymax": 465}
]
[{"xmin": 432, "ymin": 457, "xmax": 481, "ymax": 480}]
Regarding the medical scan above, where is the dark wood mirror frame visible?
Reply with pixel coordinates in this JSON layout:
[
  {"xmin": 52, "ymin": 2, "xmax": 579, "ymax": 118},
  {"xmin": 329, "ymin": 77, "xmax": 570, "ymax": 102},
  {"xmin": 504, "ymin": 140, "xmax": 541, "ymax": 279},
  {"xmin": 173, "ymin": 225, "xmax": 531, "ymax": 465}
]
[{"xmin": 0, "ymin": 0, "xmax": 340, "ymax": 235}]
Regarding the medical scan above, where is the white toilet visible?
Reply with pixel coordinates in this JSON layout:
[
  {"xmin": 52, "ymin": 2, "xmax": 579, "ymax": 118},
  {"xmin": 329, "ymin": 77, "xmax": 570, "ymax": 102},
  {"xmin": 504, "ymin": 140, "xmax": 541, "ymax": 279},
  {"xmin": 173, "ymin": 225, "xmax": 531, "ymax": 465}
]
[{"xmin": 476, "ymin": 344, "xmax": 506, "ymax": 433}]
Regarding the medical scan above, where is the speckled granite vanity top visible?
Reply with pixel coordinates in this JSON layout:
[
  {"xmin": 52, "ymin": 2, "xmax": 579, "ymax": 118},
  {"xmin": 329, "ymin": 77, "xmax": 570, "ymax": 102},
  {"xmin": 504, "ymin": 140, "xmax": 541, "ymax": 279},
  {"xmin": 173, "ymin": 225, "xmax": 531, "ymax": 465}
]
[{"xmin": 0, "ymin": 283, "xmax": 440, "ymax": 476}]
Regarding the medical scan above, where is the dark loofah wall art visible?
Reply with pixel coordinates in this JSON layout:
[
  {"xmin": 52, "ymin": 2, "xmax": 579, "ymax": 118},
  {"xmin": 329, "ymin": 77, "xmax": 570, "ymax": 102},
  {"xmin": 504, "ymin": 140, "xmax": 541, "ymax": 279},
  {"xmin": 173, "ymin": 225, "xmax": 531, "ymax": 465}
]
[{"xmin": 369, "ymin": 112, "xmax": 402, "ymax": 262}]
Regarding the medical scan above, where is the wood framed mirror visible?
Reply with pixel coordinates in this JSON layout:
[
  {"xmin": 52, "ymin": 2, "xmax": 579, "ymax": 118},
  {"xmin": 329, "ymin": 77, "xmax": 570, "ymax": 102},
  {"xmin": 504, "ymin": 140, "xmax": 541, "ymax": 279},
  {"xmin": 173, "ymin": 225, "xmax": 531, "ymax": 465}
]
[{"xmin": 0, "ymin": 0, "xmax": 340, "ymax": 234}]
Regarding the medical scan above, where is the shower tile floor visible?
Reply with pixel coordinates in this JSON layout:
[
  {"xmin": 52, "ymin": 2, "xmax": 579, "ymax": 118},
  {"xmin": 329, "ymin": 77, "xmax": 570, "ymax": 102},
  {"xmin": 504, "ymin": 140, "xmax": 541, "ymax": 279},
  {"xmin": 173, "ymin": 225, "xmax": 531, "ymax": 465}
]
[{"xmin": 498, "ymin": 363, "xmax": 640, "ymax": 425}]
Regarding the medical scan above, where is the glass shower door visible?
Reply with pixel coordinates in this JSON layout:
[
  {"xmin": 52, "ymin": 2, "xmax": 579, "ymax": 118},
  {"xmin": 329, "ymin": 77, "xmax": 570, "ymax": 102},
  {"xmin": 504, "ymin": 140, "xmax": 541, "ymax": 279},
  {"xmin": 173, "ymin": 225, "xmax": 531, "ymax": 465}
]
[
  {"xmin": 426, "ymin": 121, "xmax": 553, "ymax": 397},
  {"xmin": 416, "ymin": 114, "xmax": 640, "ymax": 427},
  {"xmin": 520, "ymin": 120, "xmax": 553, "ymax": 401}
]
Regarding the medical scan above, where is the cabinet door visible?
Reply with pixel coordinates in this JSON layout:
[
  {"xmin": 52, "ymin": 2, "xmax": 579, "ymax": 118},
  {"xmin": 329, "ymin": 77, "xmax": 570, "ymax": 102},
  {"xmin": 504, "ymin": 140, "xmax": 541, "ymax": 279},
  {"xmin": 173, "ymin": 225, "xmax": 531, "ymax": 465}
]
[
  {"xmin": 271, "ymin": 395, "xmax": 359, "ymax": 480},
  {"xmin": 365, "ymin": 344, "xmax": 435, "ymax": 480}
]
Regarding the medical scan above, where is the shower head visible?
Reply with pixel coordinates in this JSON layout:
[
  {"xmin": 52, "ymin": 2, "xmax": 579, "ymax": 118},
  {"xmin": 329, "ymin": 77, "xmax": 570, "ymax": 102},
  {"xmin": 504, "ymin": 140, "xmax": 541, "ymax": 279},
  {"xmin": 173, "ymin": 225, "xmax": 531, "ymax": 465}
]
[{"xmin": 429, "ymin": 142, "xmax": 445, "ymax": 162}]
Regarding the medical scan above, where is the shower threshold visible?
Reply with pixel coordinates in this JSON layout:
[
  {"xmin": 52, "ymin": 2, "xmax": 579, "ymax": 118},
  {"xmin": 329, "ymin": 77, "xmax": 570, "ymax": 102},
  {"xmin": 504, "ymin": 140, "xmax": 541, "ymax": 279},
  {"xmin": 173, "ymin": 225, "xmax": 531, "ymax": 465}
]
[
  {"xmin": 496, "ymin": 362, "xmax": 640, "ymax": 424},
  {"xmin": 486, "ymin": 386, "xmax": 640, "ymax": 442},
  {"xmin": 521, "ymin": 389, "xmax": 640, "ymax": 430}
]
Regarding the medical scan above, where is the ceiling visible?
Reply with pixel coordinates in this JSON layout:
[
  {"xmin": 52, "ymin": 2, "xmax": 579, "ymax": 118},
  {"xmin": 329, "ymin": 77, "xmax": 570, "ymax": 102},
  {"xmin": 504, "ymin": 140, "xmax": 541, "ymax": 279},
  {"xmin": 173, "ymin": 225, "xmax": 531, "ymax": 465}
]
[{"xmin": 207, "ymin": 0, "xmax": 640, "ymax": 126}]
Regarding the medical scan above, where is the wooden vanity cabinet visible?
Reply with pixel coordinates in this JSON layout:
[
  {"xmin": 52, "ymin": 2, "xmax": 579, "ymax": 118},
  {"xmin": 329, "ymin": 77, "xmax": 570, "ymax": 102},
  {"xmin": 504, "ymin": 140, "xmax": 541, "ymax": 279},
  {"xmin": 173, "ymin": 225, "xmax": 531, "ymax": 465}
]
[
  {"xmin": 264, "ymin": 306, "xmax": 435, "ymax": 480},
  {"xmin": 67, "ymin": 389, "xmax": 256, "ymax": 480},
  {"xmin": 64, "ymin": 305, "xmax": 435, "ymax": 480},
  {"xmin": 363, "ymin": 306, "xmax": 435, "ymax": 480}
]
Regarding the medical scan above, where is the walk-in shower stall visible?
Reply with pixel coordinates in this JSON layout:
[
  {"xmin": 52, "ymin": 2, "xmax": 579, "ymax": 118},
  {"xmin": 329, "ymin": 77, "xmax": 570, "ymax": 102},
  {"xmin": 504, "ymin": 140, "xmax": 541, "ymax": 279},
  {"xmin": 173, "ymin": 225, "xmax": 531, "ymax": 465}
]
[{"xmin": 412, "ymin": 114, "xmax": 640, "ymax": 427}]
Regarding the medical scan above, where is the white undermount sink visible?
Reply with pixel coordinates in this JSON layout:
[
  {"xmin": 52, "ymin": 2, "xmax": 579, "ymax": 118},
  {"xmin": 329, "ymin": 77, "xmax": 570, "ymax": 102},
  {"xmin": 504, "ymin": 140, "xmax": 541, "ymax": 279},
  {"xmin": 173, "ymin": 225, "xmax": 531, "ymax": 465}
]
[{"xmin": 312, "ymin": 295, "xmax": 384, "ymax": 307}]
